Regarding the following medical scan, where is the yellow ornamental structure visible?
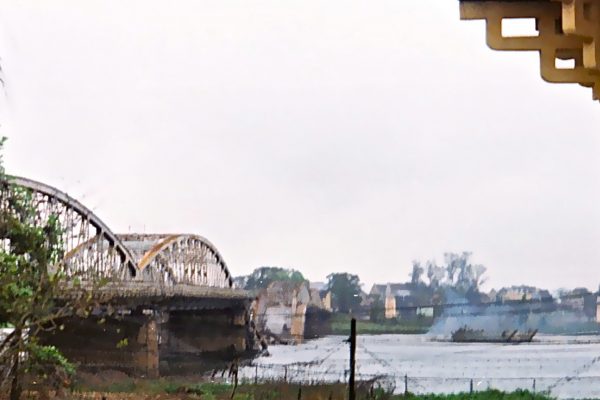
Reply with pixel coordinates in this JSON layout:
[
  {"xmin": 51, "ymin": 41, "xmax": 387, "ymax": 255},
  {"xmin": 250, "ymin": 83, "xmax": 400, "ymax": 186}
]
[{"xmin": 460, "ymin": 0, "xmax": 600, "ymax": 101}]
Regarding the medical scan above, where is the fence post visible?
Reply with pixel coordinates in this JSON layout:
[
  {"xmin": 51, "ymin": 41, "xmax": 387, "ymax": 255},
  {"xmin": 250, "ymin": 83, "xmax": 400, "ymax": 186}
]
[
  {"xmin": 348, "ymin": 318, "xmax": 356, "ymax": 400},
  {"xmin": 297, "ymin": 386, "xmax": 302, "ymax": 400},
  {"xmin": 533, "ymin": 378, "xmax": 536, "ymax": 394},
  {"xmin": 404, "ymin": 374, "xmax": 408, "ymax": 395},
  {"xmin": 254, "ymin": 365, "xmax": 258, "ymax": 384},
  {"xmin": 470, "ymin": 379, "xmax": 473, "ymax": 394},
  {"xmin": 284, "ymin": 365, "xmax": 288, "ymax": 383}
]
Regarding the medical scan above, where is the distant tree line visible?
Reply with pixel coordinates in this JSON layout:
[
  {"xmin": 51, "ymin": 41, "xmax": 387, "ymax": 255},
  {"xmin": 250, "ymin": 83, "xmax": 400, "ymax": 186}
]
[
  {"xmin": 235, "ymin": 267, "xmax": 363, "ymax": 314},
  {"xmin": 411, "ymin": 251, "xmax": 487, "ymax": 302},
  {"xmin": 235, "ymin": 266, "xmax": 306, "ymax": 291},
  {"xmin": 236, "ymin": 252, "xmax": 487, "ymax": 317}
]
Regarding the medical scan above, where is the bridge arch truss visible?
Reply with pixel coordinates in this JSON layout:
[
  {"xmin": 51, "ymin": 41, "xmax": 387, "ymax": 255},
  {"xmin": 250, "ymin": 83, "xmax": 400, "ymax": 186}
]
[
  {"xmin": 2, "ymin": 177, "xmax": 235, "ymax": 291},
  {"xmin": 1, "ymin": 176, "xmax": 138, "ymax": 280},
  {"xmin": 118, "ymin": 234, "xmax": 233, "ymax": 289}
]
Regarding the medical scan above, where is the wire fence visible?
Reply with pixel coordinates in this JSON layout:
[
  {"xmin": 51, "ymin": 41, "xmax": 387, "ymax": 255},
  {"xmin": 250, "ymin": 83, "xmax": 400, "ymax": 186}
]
[
  {"xmin": 237, "ymin": 363, "xmax": 600, "ymax": 398},
  {"xmin": 230, "ymin": 336, "xmax": 600, "ymax": 399}
]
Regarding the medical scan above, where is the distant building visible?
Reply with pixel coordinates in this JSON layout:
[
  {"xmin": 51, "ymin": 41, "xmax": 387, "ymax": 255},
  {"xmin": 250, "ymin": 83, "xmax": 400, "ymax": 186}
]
[
  {"xmin": 370, "ymin": 283, "xmax": 412, "ymax": 299},
  {"xmin": 560, "ymin": 287, "xmax": 597, "ymax": 320},
  {"xmin": 494, "ymin": 285, "xmax": 552, "ymax": 302},
  {"xmin": 371, "ymin": 282, "xmax": 432, "ymax": 320},
  {"xmin": 322, "ymin": 291, "xmax": 332, "ymax": 311},
  {"xmin": 416, "ymin": 306, "xmax": 434, "ymax": 318},
  {"xmin": 308, "ymin": 281, "xmax": 332, "ymax": 311},
  {"xmin": 384, "ymin": 284, "xmax": 397, "ymax": 319}
]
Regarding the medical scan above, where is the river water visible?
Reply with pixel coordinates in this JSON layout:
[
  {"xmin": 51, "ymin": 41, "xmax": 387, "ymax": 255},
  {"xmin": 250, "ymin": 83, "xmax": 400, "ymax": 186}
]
[{"xmin": 239, "ymin": 334, "xmax": 600, "ymax": 399}]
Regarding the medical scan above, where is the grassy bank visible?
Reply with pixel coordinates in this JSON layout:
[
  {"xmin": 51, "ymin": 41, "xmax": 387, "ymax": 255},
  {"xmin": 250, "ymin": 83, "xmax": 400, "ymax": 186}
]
[
  {"xmin": 401, "ymin": 390, "xmax": 550, "ymax": 400},
  {"xmin": 69, "ymin": 380, "xmax": 553, "ymax": 400},
  {"xmin": 330, "ymin": 314, "xmax": 431, "ymax": 335}
]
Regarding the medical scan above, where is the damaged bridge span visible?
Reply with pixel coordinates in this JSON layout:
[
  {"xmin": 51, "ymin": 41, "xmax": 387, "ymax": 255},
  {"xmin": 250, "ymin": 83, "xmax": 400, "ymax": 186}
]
[{"xmin": 2, "ymin": 176, "xmax": 259, "ymax": 377}]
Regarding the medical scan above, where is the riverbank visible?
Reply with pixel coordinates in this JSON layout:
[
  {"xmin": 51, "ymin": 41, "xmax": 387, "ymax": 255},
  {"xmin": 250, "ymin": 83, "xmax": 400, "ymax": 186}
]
[
  {"xmin": 330, "ymin": 314, "xmax": 431, "ymax": 335},
  {"xmin": 69, "ymin": 379, "xmax": 551, "ymax": 400}
]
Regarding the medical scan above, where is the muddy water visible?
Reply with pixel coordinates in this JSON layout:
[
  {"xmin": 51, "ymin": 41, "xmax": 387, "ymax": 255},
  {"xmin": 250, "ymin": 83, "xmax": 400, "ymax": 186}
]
[{"xmin": 239, "ymin": 334, "xmax": 600, "ymax": 399}]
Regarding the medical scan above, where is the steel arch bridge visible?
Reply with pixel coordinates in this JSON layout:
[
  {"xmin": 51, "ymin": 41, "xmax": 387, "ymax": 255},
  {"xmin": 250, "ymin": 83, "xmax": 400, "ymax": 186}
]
[
  {"xmin": 1, "ymin": 176, "xmax": 234, "ymax": 293},
  {"xmin": 117, "ymin": 234, "xmax": 233, "ymax": 288}
]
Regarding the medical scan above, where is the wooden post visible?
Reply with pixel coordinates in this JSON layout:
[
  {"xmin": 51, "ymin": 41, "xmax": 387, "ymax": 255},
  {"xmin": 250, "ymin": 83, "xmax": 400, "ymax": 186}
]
[
  {"xmin": 254, "ymin": 365, "xmax": 258, "ymax": 384},
  {"xmin": 533, "ymin": 378, "xmax": 536, "ymax": 394},
  {"xmin": 470, "ymin": 379, "xmax": 473, "ymax": 394},
  {"xmin": 349, "ymin": 318, "xmax": 356, "ymax": 400},
  {"xmin": 404, "ymin": 374, "xmax": 408, "ymax": 395},
  {"xmin": 284, "ymin": 365, "xmax": 288, "ymax": 383}
]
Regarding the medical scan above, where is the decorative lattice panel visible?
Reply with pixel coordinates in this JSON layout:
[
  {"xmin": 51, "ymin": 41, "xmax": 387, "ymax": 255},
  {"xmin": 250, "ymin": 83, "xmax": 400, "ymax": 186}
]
[{"xmin": 460, "ymin": 0, "xmax": 600, "ymax": 101}]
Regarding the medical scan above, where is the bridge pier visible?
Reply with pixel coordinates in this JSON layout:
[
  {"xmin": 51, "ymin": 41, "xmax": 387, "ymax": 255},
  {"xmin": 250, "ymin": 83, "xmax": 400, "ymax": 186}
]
[
  {"xmin": 42, "ymin": 312, "xmax": 163, "ymax": 377},
  {"xmin": 134, "ymin": 313, "xmax": 161, "ymax": 378},
  {"xmin": 42, "ymin": 299, "xmax": 258, "ymax": 377},
  {"xmin": 158, "ymin": 307, "xmax": 250, "ymax": 375}
]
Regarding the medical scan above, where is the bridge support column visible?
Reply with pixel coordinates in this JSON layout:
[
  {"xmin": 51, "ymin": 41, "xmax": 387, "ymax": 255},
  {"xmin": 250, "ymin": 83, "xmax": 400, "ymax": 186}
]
[
  {"xmin": 133, "ymin": 314, "xmax": 161, "ymax": 378},
  {"xmin": 159, "ymin": 304, "xmax": 254, "ymax": 375},
  {"xmin": 41, "ymin": 312, "xmax": 167, "ymax": 377},
  {"xmin": 41, "ymin": 300, "xmax": 258, "ymax": 377}
]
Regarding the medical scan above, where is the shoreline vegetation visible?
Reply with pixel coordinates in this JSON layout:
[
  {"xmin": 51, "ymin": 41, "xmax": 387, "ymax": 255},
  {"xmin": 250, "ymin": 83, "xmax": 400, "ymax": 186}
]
[
  {"xmin": 330, "ymin": 314, "xmax": 432, "ymax": 335},
  {"xmin": 66, "ymin": 379, "xmax": 554, "ymax": 400}
]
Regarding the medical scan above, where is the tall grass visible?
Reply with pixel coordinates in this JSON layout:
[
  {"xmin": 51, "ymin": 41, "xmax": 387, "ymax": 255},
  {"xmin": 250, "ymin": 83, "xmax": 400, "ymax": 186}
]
[
  {"xmin": 72, "ymin": 379, "xmax": 554, "ymax": 400},
  {"xmin": 331, "ymin": 314, "xmax": 431, "ymax": 335}
]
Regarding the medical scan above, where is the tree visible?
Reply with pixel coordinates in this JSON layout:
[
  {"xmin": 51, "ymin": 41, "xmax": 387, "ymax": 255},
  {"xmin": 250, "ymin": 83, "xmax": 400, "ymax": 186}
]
[
  {"xmin": 241, "ymin": 266, "xmax": 305, "ymax": 291},
  {"xmin": 443, "ymin": 252, "xmax": 463, "ymax": 286},
  {"xmin": 425, "ymin": 260, "xmax": 445, "ymax": 289},
  {"xmin": 415, "ymin": 252, "xmax": 488, "ymax": 305},
  {"xmin": 0, "ymin": 139, "xmax": 104, "ymax": 399},
  {"xmin": 410, "ymin": 260, "xmax": 424, "ymax": 286},
  {"xmin": 369, "ymin": 294, "xmax": 385, "ymax": 322},
  {"xmin": 446, "ymin": 252, "xmax": 487, "ymax": 293},
  {"xmin": 441, "ymin": 251, "xmax": 487, "ymax": 297},
  {"xmin": 325, "ymin": 273, "xmax": 362, "ymax": 314},
  {"xmin": 470, "ymin": 264, "xmax": 487, "ymax": 290}
]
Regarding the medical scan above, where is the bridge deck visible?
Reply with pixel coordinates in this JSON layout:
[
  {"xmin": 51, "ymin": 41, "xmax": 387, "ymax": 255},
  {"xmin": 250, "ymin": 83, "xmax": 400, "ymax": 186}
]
[
  {"xmin": 56, "ymin": 284, "xmax": 253, "ymax": 312},
  {"xmin": 58, "ymin": 283, "xmax": 252, "ymax": 302}
]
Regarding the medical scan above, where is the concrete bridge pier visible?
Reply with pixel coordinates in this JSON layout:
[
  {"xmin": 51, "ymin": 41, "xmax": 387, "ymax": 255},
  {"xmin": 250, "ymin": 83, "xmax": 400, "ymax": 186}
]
[
  {"xmin": 42, "ymin": 311, "xmax": 165, "ymax": 377},
  {"xmin": 42, "ymin": 301, "xmax": 257, "ymax": 377},
  {"xmin": 158, "ymin": 306, "xmax": 251, "ymax": 375},
  {"xmin": 134, "ymin": 311, "xmax": 162, "ymax": 378}
]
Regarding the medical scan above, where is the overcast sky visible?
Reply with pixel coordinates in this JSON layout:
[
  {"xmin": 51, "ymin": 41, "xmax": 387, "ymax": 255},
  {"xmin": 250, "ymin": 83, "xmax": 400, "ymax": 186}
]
[{"xmin": 1, "ymin": 0, "xmax": 599, "ymax": 291}]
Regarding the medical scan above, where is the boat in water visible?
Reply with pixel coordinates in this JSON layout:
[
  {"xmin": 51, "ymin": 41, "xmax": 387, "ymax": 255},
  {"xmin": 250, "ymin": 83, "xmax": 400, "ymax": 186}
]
[{"xmin": 451, "ymin": 326, "xmax": 537, "ymax": 343}]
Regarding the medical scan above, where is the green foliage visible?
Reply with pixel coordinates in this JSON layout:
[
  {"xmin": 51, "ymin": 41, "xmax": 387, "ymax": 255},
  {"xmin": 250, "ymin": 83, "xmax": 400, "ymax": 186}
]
[
  {"xmin": 0, "ymin": 185, "xmax": 65, "ymax": 329},
  {"xmin": 116, "ymin": 338, "xmax": 129, "ymax": 349},
  {"xmin": 241, "ymin": 266, "xmax": 306, "ymax": 291},
  {"xmin": 71, "ymin": 378, "xmax": 555, "ymax": 400},
  {"xmin": 168, "ymin": 382, "xmax": 232, "ymax": 396},
  {"xmin": 28, "ymin": 342, "xmax": 76, "ymax": 376},
  {"xmin": 0, "ymin": 138, "xmax": 104, "ymax": 398},
  {"xmin": 399, "ymin": 389, "xmax": 551, "ymax": 400},
  {"xmin": 326, "ymin": 272, "xmax": 362, "ymax": 314}
]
